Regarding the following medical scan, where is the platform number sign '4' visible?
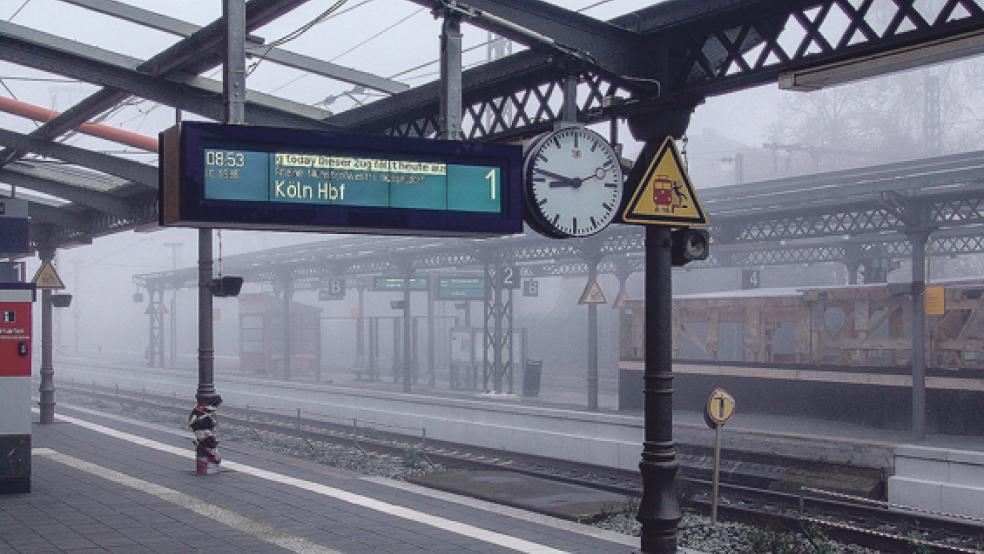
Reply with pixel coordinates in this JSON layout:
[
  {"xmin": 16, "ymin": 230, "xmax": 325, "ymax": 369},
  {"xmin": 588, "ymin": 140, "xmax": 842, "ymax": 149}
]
[
  {"xmin": 741, "ymin": 269, "xmax": 760, "ymax": 290},
  {"xmin": 501, "ymin": 266, "xmax": 520, "ymax": 289}
]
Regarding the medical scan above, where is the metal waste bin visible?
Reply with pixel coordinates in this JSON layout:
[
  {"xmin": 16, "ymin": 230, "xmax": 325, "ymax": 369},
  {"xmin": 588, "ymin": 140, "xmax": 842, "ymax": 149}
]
[{"xmin": 523, "ymin": 359, "xmax": 542, "ymax": 397}]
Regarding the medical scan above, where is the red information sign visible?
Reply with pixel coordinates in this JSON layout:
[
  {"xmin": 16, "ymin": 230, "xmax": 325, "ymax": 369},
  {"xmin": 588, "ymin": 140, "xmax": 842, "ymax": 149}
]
[{"xmin": 0, "ymin": 301, "xmax": 32, "ymax": 376}]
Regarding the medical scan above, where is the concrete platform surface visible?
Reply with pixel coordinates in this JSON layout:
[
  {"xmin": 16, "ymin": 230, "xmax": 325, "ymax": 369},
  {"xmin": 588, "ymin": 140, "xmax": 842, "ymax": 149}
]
[
  {"xmin": 0, "ymin": 405, "xmax": 658, "ymax": 554},
  {"xmin": 411, "ymin": 470, "xmax": 632, "ymax": 522}
]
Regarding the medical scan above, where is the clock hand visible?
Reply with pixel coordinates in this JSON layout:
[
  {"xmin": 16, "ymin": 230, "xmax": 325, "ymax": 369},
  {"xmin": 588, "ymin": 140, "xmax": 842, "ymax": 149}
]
[
  {"xmin": 534, "ymin": 168, "xmax": 569, "ymax": 181},
  {"xmin": 581, "ymin": 167, "xmax": 606, "ymax": 181}
]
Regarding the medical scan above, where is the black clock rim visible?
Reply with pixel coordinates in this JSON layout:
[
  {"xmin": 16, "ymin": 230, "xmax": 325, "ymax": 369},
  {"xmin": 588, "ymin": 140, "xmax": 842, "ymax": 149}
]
[{"xmin": 523, "ymin": 126, "xmax": 621, "ymax": 239}]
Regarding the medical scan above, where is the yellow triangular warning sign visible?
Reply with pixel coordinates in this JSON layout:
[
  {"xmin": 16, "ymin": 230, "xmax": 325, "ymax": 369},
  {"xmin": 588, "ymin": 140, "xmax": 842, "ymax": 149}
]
[
  {"xmin": 579, "ymin": 278, "xmax": 607, "ymax": 305},
  {"xmin": 612, "ymin": 291, "xmax": 628, "ymax": 309},
  {"xmin": 621, "ymin": 136, "xmax": 708, "ymax": 227},
  {"xmin": 32, "ymin": 261, "xmax": 65, "ymax": 290}
]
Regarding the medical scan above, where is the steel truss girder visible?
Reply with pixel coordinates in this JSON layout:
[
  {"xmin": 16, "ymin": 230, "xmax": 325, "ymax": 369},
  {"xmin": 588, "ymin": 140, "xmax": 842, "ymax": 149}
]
[
  {"xmin": 719, "ymin": 189, "xmax": 984, "ymax": 242},
  {"xmin": 0, "ymin": 0, "xmax": 313, "ymax": 168},
  {"xmin": 0, "ymin": 163, "xmax": 136, "ymax": 216},
  {"xmin": 406, "ymin": 0, "xmax": 646, "ymax": 78},
  {"xmin": 665, "ymin": 0, "xmax": 984, "ymax": 99},
  {"xmin": 0, "ymin": 21, "xmax": 334, "ymax": 130},
  {"xmin": 60, "ymin": 0, "xmax": 407, "ymax": 95},
  {"xmin": 0, "ymin": 129, "xmax": 157, "ymax": 187},
  {"xmin": 335, "ymin": 0, "xmax": 984, "ymax": 141}
]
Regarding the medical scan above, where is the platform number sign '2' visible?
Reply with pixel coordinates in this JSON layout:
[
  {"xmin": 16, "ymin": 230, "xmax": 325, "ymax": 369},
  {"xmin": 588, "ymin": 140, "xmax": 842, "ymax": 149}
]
[{"xmin": 501, "ymin": 266, "xmax": 520, "ymax": 289}]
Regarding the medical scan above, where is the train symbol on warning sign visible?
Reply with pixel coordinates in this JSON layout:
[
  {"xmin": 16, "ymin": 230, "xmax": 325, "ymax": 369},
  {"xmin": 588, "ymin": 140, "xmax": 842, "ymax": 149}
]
[{"xmin": 651, "ymin": 175, "xmax": 688, "ymax": 214}]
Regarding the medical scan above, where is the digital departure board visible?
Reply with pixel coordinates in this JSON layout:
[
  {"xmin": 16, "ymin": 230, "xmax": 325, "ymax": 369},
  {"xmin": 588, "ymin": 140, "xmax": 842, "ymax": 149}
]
[{"xmin": 160, "ymin": 122, "xmax": 523, "ymax": 236}]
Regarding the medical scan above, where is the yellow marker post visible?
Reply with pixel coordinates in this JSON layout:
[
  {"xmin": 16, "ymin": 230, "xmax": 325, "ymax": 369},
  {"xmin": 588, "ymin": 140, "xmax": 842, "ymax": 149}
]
[
  {"xmin": 925, "ymin": 286, "xmax": 945, "ymax": 316},
  {"xmin": 704, "ymin": 387, "xmax": 736, "ymax": 524}
]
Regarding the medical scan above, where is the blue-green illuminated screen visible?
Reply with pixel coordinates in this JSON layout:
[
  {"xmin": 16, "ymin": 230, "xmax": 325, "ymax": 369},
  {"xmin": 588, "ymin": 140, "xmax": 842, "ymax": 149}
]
[{"xmin": 203, "ymin": 149, "xmax": 501, "ymax": 214}]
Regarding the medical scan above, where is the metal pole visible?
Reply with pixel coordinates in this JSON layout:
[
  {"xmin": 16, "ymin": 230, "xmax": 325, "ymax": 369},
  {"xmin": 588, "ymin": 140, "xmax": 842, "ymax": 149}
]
[
  {"xmin": 70, "ymin": 259, "xmax": 80, "ymax": 355},
  {"xmin": 38, "ymin": 249, "xmax": 55, "ymax": 424},
  {"xmin": 562, "ymin": 75, "xmax": 578, "ymax": 124},
  {"xmin": 910, "ymin": 230, "xmax": 929, "ymax": 440},
  {"xmin": 223, "ymin": 0, "xmax": 246, "ymax": 125},
  {"xmin": 356, "ymin": 282, "xmax": 365, "ymax": 368},
  {"xmin": 637, "ymin": 226, "xmax": 681, "ymax": 554},
  {"xmin": 711, "ymin": 424, "xmax": 722, "ymax": 524},
  {"xmin": 403, "ymin": 274, "xmax": 412, "ymax": 393},
  {"xmin": 427, "ymin": 278, "xmax": 435, "ymax": 387},
  {"xmin": 493, "ymin": 265, "xmax": 503, "ymax": 393},
  {"xmin": 196, "ymin": 230, "xmax": 217, "ymax": 404},
  {"xmin": 282, "ymin": 276, "xmax": 292, "ymax": 381},
  {"xmin": 165, "ymin": 242, "xmax": 181, "ymax": 368},
  {"xmin": 195, "ymin": 0, "xmax": 243, "ymax": 405},
  {"xmin": 587, "ymin": 258, "xmax": 599, "ymax": 411},
  {"xmin": 439, "ymin": 13, "xmax": 462, "ymax": 140}
]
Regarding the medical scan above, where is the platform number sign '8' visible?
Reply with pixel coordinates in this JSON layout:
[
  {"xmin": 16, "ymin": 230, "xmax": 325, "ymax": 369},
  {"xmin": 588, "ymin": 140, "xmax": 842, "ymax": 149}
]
[
  {"xmin": 320, "ymin": 278, "xmax": 345, "ymax": 300},
  {"xmin": 500, "ymin": 266, "xmax": 520, "ymax": 289}
]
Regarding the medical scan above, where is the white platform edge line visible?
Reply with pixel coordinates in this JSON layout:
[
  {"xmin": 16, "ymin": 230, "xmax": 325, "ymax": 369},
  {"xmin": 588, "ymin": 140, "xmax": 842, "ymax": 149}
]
[
  {"xmin": 362, "ymin": 476, "xmax": 639, "ymax": 547},
  {"xmin": 36, "ymin": 408, "xmax": 570, "ymax": 554},
  {"xmin": 44, "ymin": 403, "xmax": 639, "ymax": 547},
  {"xmin": 32, "ymin": 447, "xmax": 339, "ymax": 554}
]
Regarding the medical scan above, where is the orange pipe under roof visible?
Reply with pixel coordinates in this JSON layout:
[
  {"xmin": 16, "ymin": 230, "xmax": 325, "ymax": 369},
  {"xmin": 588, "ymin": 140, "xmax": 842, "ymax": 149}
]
[{"xmin": 0, "ymin": 96, "xmax": 158, "ymax": 152}]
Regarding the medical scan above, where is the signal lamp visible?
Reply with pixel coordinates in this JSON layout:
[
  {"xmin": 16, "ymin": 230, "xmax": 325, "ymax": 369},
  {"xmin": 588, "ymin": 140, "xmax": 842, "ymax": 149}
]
[
  {"xmin": 210, "ymin": 276, "xmax": 244, "ymax": 297},
  {"xmin": 51, "ymin": 294, "xmax": 72, "ymax": 308},
  {"xmin": 672, "ymin": 228, "xmax": 710, "ymax": 267}
]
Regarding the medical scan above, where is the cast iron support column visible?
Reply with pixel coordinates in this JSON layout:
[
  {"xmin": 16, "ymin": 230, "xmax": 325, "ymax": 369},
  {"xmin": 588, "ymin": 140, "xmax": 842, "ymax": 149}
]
[
  {"xmin": 585, "ymin": 252, "xmax": 601, "ymax": 411},
  {"xmin": 638, "ymin": 226, "xmax": 681, "ymax": 553},
  {"xmin": 614, "ymin": 258, "xmax": 633, "ymax": 371},
  {"xmin": 146, "ymin": 285, "xmax": 156, "ymax": 367},
  {"xmin": 38, "ymin": 247, "xmax": 55, "ymax": 424},
  {"xmin": 165, "ymin": 242, "xmax": 181, "ymax": 368},
  {"xmin": 909, "ymin": 230, "xmax": 930, "ymax": 440},
  {"xmin": 281, "ymin": 274, "xmax": 293, "ymax": 381},
  {"xmin": 356, "ymin": 281, "xmax": 366, "ymax": 369},
  {"xmin": 628, "ymin": 100, "xmax": 695, "ymax": 552},
  {"xmin": 493, "ymin": 264, "xmax": 503, "ymax": 393},
  {"xmin": 427, "ymin": 278, "xmax": 436, "ymax": 388},
  {"xmin": 846, "ymin": 261, "xmax": 860, "ymax": 285},
  {"xmin": 155, "ymin": 285, "xmax": 166, "ymax": 368},
  {"xmin": 402, "ymin": 264, "xmax": 413, "ymax": 393}
]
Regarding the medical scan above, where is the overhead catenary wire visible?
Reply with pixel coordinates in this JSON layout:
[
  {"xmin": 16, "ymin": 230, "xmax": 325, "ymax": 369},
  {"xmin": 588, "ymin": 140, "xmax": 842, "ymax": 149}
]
[{"xmin": 247, "ymin": 0, "xmax": 356, "ymax": 77}]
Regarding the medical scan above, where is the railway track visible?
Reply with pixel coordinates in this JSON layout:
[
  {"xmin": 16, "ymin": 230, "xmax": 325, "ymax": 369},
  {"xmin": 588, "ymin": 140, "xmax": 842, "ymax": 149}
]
[{"xmin": 55, "ymin": 381, "xmax": 983, "ymax": 553}]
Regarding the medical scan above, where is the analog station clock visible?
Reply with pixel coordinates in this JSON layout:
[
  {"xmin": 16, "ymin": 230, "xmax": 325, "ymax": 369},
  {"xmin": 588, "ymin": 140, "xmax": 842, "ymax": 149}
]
[{"xmin": 523, "ymin": 126, "xmax": 624, "ymax": 238}]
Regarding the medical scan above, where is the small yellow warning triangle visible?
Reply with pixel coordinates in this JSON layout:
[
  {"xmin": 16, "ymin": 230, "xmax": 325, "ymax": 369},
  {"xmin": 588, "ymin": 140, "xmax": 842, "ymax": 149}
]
[
  {"xmin": 32, "ymin": 261, "xmax": 65, "ymax": 290},
  {"xmin": 612, "ymin": 291, "xmax": 628, "ymax": 309},
  {"xmin": 621, "ymin": 136, "xmax": 708, "ymax": 227},
  {"xmin": 579, "ymin": 278, "xmax": 607, "ymax": 305}
]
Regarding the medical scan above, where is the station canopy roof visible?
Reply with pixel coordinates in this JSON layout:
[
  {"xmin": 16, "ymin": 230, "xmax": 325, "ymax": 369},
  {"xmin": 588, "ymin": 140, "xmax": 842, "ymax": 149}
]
[{"xmin": 0, "ymin": 0, "xmax": 659, "ymax": 248}]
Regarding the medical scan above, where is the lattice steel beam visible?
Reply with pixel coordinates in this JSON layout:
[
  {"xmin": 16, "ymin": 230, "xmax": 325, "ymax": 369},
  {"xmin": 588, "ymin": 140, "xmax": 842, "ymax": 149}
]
[
  {"xmin": 60, "ymin": 0, "xmax": 407, "ymax": 94},
  {"xmin": 0, "ymin": 163, "xmax": 136, "ymax": 216},
  {"xmin": 0, "ymin": 129, "xmax": 157, "ymax": 187},
  {"xmin": 407, "ymin": 0, "xmax": 647, "ymax": 78},
  {"xmin": 336, "ymin": 0, "xmax": 984, "ymax": 141},
  {"xmin": 0, "ymin": 21, "xmax": 334, "ymax": 130}
]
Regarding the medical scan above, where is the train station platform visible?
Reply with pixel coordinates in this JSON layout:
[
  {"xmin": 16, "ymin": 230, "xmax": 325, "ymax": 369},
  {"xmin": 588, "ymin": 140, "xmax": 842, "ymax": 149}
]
[{"xmin": 2, "ymin": 405, "xmax": 666, "ymax": 554}]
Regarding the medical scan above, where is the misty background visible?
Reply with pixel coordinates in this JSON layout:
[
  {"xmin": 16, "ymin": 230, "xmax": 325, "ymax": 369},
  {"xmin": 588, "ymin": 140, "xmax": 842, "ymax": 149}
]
[{"xmin": 3, "ymin": 0, "xmax": 984, "ymax": 379}]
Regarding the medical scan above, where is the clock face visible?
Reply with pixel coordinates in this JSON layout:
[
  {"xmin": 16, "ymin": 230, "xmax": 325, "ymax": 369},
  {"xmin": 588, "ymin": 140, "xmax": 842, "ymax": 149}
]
[{"xmin": 524, "ymin": 127, "xmax": 623, "ymax": 238}]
